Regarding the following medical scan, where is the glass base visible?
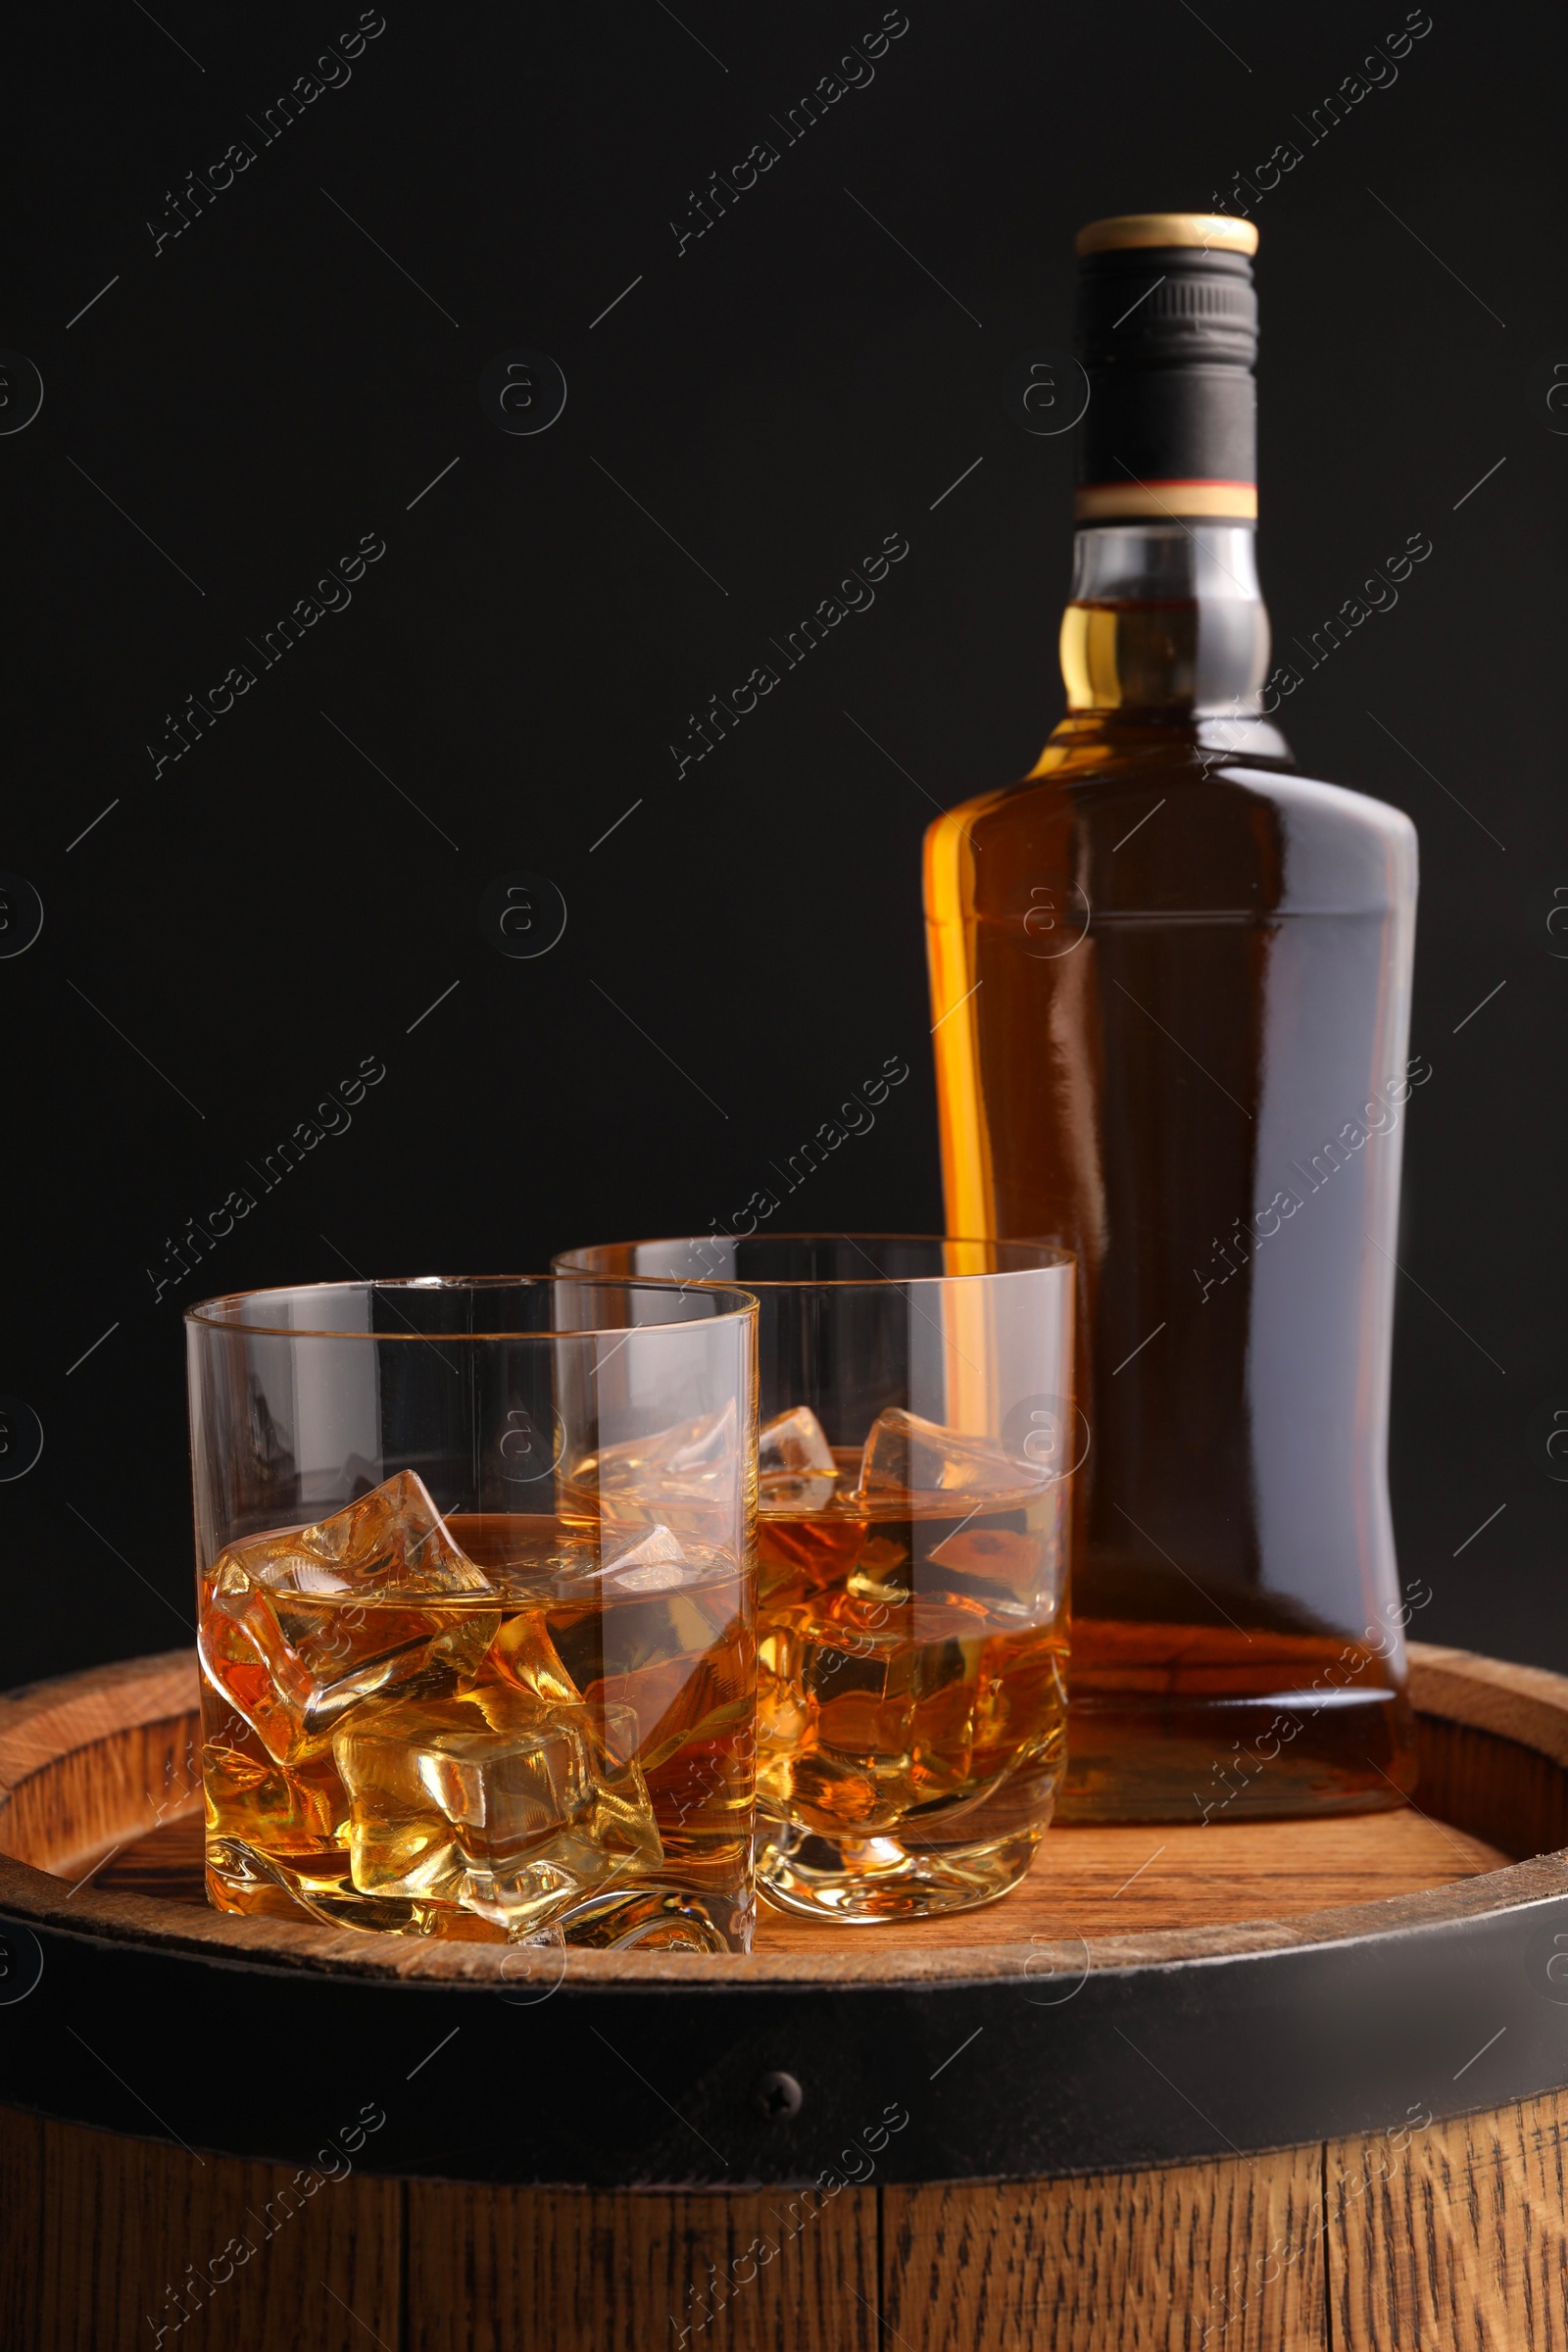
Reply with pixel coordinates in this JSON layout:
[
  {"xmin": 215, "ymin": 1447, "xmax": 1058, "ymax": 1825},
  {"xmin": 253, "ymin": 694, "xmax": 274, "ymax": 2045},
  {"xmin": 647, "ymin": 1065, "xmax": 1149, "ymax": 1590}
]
[
  {"xmin": 551, "ymin": 1885, "xmax": 751, "ymax": 1952},
  {"xmin": 757, "ymin": 1825, "xmax": 1044, "ymax": 1923},
  {"xmin": 207, "ymin": 1838, "xmax": 751, "ymax": 1950}
]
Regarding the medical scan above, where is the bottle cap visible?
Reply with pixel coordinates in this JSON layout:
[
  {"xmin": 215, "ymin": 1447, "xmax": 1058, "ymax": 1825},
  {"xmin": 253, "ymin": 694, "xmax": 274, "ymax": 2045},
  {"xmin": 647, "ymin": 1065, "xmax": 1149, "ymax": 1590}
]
[
  {"xmin": 1075, "ymin": 213, "xmax": 1259, "ymax": 257},
  {"xmin": 1073, "ymin": 214, "xmax": 1258, "ymax": 524}
]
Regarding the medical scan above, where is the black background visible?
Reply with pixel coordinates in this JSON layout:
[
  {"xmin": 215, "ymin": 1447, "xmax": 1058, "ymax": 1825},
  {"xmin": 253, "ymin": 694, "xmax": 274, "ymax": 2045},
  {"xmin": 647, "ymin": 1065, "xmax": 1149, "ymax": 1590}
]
[{"xmin": 5, "ymin": 0, "xmax": 1562, "ymax": 1690}]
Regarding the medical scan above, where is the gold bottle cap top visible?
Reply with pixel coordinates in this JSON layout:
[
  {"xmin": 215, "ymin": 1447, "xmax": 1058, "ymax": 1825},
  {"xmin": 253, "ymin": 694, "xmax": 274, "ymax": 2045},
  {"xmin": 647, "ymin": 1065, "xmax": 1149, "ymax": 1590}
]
[{"xmin": 1075, "ymin": 213, "xmax": 1259, "ymax": 258}]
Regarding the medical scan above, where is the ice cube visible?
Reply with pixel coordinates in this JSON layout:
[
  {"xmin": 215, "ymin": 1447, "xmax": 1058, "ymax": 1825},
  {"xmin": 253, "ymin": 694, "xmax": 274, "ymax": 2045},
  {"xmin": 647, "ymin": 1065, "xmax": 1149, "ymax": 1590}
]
[
  {"xmin": 269, "ymin": 1472, "xmax": 493, "ymax": 1596},
  {"xmin": 760, "ymin": 1404, "xmax": 834, "ymax": 1481},
  {"xmin": 603, "ymin": 1524, "xmax": 690, "ymax": 1592},
  {"xmin": 759, "ymin": 1405, "xmax": 839, "ymax": 1513},
  {"xmin": 201, "ymin": 1721, "xmax": 346, "ymax": 1850},
  {"xmin": 857, "ymin": 1408, "xmax": 1033, "ymax": 1501},
  {"xmin": 552, "ymin": 1544, "xmax": 751, "ymax": 1779},
  {"xmin": 757, "ymin": 1605, "xmax": 979, "ymax": 1832},
  {"xmin": 334, "ymin": 1686, "xmax": 662, "ymax": 1934},
  {"xmin": 571, "ymin": 1401, "xmax": 740, "ymax": 1536},
  {"xmin": 482, "ymin": 1526, "xmax": 598, "ymax": 1610},
  {"xmin": 488, "ymin": 1604, "xmax": 582, "ymax": 1708},
  {"xmin": 199, "ymin": 1470, "xmax": 500, "ymax": 1767},
  {"xmin": 926, "ymin": 1520, "xmax": 1063, "ymax": 1613}
]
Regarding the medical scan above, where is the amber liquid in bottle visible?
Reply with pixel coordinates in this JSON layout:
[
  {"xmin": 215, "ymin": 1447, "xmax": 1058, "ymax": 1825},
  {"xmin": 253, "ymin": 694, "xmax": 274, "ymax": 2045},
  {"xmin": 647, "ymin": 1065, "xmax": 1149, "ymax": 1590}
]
[{"xmin": 924, "ymin": 522, "xmax": 1420, "ymax": 1819}]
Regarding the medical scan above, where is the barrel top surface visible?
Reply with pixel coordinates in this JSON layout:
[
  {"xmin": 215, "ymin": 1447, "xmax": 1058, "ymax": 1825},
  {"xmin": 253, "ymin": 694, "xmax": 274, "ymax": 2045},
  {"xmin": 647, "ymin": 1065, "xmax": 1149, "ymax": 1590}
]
[
  {"xmin": 0, "ymin": 1641, "xmax": 1561, "ymax": 1991},
  {"xmin": 7, "ymin": 1641, "xmax": 1568, "ymax": 2188}
]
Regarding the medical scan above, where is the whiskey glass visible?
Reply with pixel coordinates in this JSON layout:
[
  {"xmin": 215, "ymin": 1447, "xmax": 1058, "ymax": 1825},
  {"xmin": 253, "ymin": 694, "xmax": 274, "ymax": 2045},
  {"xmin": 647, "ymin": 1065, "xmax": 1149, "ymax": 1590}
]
[
  {"xmin": 556, "ymin": 1239, "xmax": 1074, "ymax": 1924},
  {"xmin": 186, "ymin": 1275, "xmax": 758, "ymax": 1951}
]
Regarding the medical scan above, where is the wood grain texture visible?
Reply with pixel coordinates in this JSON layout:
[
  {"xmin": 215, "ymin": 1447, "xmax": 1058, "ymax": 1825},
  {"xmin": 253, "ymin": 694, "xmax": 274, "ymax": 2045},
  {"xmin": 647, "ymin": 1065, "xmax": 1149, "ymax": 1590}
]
[
  {"xmin": 757, "ymin": 1810, "xmax": 1509, "ymax": 1947},
  {"xmin": 9, "ymin": 1646, "xmax": 1568, "ymax": 2342},
  {"xmin": 11, "ymin": 2093, "xmax": 1568, "ymax": 2347},
  {"xmin": 1, "ymin": 1644, "xmax": 1547, "ymax": 1991},
  {"xmin": 881, "ymin": 2149, "xmax": 1325, "ymax": 2351},
  {"xmin": 0, "ymin": 1669, "xmax": 1560, "ymax": 1993},
  {"xmin": 93, "ymin": 1802, "xmax": 1511, "ymax": 1943},
  {"xmin": 25, "ymin": 1834, "xmax": 1564, "ymax": 1987},
  {"xmin": 0, "ymin": 2099, "xmax": 43, "ymax": 2351},
  {"xmin": 1409, "ymin": 1642, "xmax": 1568, "ymax": 1771},
  {"xmin": 1415, "ymin": 1711, "xmax": 1568, "ymax": 1868},
  {"xmin": 405, "ymin": 2181, "xmax": 877, "ymax": 2352},
  {"xmin": 0, "ymin": 1647, "xmax": 197, "ymax": 1876},
  {"xmin": 0, "ymin": 1648, "xmax": 195, "ymax": 1797},
  {"xmin": 6, "ymin": 1642, "xmax": 1568, "ymax": 2343},
  {"xmin": 1325, "ymin": 2089, "xmax": 1568, "ymax": 2351},
  {"xmin": 28, "ymin": 2112, "xmax": 402, "ymax": 2352}
]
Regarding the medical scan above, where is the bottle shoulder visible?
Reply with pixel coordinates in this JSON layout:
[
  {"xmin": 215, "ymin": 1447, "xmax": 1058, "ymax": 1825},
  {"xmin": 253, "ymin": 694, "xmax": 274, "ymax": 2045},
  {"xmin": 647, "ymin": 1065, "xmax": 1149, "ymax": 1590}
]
[{"xmin": 924, "ymin": 737, "xmax": 1417, "ymax": 919}]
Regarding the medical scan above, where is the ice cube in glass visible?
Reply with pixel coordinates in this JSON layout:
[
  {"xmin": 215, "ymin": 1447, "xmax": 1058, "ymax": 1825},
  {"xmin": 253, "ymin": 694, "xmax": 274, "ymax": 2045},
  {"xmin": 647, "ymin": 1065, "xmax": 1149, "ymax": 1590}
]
[
  {"xmin": 199, "ymin": 1470, "xmax": 499, "ymax": 1766},
  {"xmin": 335, "ymin": 1686, "xmax": 661, "ymax": 1934}
]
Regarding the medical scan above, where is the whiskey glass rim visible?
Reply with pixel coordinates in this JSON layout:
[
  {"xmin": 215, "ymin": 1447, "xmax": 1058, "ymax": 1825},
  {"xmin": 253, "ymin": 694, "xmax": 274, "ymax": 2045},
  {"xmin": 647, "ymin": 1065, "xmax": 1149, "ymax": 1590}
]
[
  {"xmin": 183, "ymin": 1273, "xmax": 760, "ymax": 1342},
  {"xmin": 553, "ymin": 1233, "xmax": 1074, "ymax": 1290}
]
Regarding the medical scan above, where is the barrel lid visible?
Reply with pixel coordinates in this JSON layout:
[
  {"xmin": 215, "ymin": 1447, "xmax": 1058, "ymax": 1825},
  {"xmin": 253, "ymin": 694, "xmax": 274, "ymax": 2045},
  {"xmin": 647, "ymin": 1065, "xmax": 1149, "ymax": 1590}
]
[
  {"xmin": 1076, "ymin": 212, "xmax": 1259, "ymax": 257},
  {"xmin": 4, "ymin": 1642, "xmax": 1568, "ymax": 2187}
]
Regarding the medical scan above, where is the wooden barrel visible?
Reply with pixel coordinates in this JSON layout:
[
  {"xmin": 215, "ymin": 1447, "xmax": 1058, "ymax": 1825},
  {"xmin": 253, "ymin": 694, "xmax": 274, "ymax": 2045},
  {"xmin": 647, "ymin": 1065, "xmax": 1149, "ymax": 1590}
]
[{"xmin": 4, "ymin": 1640, "xmax": 1568, "ymax": 2350}]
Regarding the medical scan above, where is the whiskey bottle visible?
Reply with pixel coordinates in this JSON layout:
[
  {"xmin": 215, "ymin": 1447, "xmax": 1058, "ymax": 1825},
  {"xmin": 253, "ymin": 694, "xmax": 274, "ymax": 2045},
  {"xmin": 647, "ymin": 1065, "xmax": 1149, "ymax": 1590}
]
[{"xmin": 924, "ymin": 214, "xmax": 1420, "ymax": 1819}]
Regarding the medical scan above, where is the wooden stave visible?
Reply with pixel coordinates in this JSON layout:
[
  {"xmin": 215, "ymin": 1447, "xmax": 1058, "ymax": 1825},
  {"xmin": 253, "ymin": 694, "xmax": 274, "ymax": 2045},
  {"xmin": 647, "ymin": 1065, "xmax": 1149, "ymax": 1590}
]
[
  {"xmin": 0, "ymin": 1642, "xmax": 1567, "ymax": 2190},
  {"xmin": 11, "ymin": 2089, "xmax": 1568, "ymax": 2350}
]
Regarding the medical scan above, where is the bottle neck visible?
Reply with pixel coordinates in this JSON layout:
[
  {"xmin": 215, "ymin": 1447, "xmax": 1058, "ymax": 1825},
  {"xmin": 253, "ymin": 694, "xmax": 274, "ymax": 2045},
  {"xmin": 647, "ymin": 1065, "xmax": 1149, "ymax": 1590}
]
[{"xmin": 1058, "ymin": 522, "xmax": 1271, "ymax": 720}]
